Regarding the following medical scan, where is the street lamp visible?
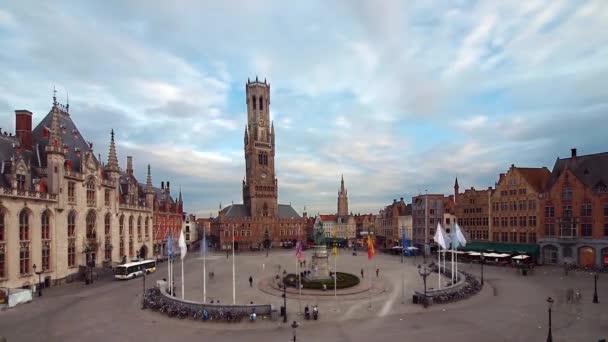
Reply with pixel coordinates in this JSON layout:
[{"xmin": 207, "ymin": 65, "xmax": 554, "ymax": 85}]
[
  {"xmin": 417, "ymin": 264, "xmax": 431, "ymax": 308},
  {"xmin": 32, "ymin": 264, "xmax": 43, "ymax": 297},
  {"xmin": 546, "ymin": 296, "xmax": 554, "ymax": 342},
  {"xmin": 141, "ymin": 267, "xmax": 147, "ymax": 309},
  {"xmin": 592, "ymin": 272, "xmax": 599, "ymax": 304},
  {"xmin": 480, "ymin": 253, "xmax": 485, "ymax": 286},
  {"xmin": 291, "ymin": 320, "xmax": 299, "ymax": 342},
  {"xmin": 283, "ymin": 278, "xmax": 288, "ymax": 323}
]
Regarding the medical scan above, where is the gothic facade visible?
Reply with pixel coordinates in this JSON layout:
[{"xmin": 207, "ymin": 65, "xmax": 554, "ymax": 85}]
[
  {"xmin": 211, "ymin": 78, "xmax": 306, "ymax": 250},
  {"xmin": 0, "ymin": 97, "xmax": 181, "ymax": 290}
]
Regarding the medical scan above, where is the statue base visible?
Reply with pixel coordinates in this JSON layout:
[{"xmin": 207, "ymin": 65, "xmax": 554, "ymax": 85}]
[{"xmin": 309, "ymin": 245, "xmax": 331, "ymax": 280}]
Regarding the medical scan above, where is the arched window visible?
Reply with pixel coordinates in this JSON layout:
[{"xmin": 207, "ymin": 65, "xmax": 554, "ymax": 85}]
[
  {"xmin": 129, "ymin": 216, "xmax": 134, "ymax": 236},
  {"xmin": 104, "ymin": 213, "xmax": 111, "ymax": 261},
  {"xmin": 67, "ymin": 211, "xmax": 76, "ymax": 267},
  {"xmin": 41, "ymin": 211, "xmax": 51, "ymax": 271},
  {"xmin": 86, "ymin": 211, "xmax": 96, "ymax": 239},
  {"xmin": 19, "ymin": 210, "xmax": 30, "ymax": 274},
  {"xmin": 259, "ymin": 96, "xmax": 263, "ymax": 110},
  {"xmin": 137, "ymin": 216, "xmax": 142, "ymax": 238},
  {"xmin": 86, "ymin": 179, "xmax": 96, "ymax": 206},
  {"xmin": 145, "ymin": 217, "xmax": 149, "ymax": 239},
  {"xmin": 252, "ymin": 96, "xmax": 257, "ymax": 110},
  {"xmin": 0, "ymin": 210, "xmax": 4, "ymax": 278}
]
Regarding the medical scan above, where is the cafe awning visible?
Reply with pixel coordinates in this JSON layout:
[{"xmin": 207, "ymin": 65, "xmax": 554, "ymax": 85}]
[{"xmin": 459, "ymin": 242, "xmax": 539, "ymax": 257}]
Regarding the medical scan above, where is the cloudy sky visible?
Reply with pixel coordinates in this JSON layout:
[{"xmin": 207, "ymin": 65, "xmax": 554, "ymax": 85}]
[{"xmin": 0, "ymin": 0, "xmax": 606, "ymax": 217}]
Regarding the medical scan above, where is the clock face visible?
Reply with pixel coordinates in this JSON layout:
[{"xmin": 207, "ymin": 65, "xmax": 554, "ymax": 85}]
[
  {"xmin": 259, "ymin": 119, "xmax": 265, "ymax": 126},
  {"xmin": 261, "ymin": 172, "xmax": 267, "ymax": 179}
]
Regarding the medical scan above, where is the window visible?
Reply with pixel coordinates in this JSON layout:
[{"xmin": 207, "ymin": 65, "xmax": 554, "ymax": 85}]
[
  {"xmin": 129, "ymin": 216, "xmax": 134, "ymax": 236},
  {"xmin": 501, "ymin": 232, "xmax": 508, "ymax": 242},
  {"xmin": 519, "ymin": 200, "xmax": 526, "ymax": 211},
  {"xmin": 430, "ymin": 218, "xmax": 434, "ymax": 225},
  {"xmin": 510, "ymin": 232, "xmax": 517, "ymax": 242},
  {"xmin": 68, "ymin": 211, "xmax": 76, "ymax": 267},
  {"xmin": 259, "ymin": 96, "xmax": 263, "ymax": 110},
  {"xmin": 86, "ymin": 179, "xmax": 96, "ymax": 206},
  {"xmin": 545, "ymin": 206, "xmax": 555, "ymax": 217},
  {"xmin": 581, "ymin": 223, "xmax": 592, "ymax": 237},
  {"xmin": 19, "ymin": 210, "xmax": 29, "ymax": 241},
  {"xmin": 252, "ymin": 96, "xmax": 256, "ymax": 110},
  {"xmin": 493, "ymin": 232, "xmax": 499, "ymax": 241},
  {"xmin": 563, "ymin": 206, "xmax": 572, "ymax": 218},
  {"xmin": 519, "ymin": 232, "xmax": 527, "ymax": 243},
  {"xmin": 105, "ymin": 189, "xmax": 111, "ymax": 206},
  {"xmin": 528, "ymin": 216, "xmax": 536, "ymax": 227},
  {"xmin": 86, "ymin": 211, "xmax": 96, "ymax": 239},
  {"xmin": 145, "ymin": 217, "xmax": 149, "ymax": 238},
  {"xmin": 105, "ymin": 214, "xmax": 111, "ymax": 261},
  {"xmin": 528, "ymin": 200, "xmax": 536, "ymax": 210},
  {"xmin": 562, "ymin": 187, "xmax": 573, "ymax": 200},
  {"xmin": 68, "ymin": 182, "xmax": 76, "ymax": 203},
  {"xmin": 0, "ymin": 249, "xmax": 4, "ymax": 278},
  {"xmin": 16, "ymin": 174, "xmax": 26, "ymax": 191},
  {"xmin": 258, "ymin": 152, "xmax": 268, "ymax": 166},
  {"xmin": 528, "ymin": 233, "xmax": 536, "ymax": 243},
  {"xmin": 581, "ymin": 203, "xmax": 592, "ymax": 217},
  {"xmin": 519, "ymin": 188, "xmax": 527, "ymax": 195},
  {"xmin": 41, "ymin": 211, "xmax": 50, "ymax": 240},
  {"xmin": 545, "ymin": 223, "xmax": 554, "ymax": 237},
  {"xmin": 492, "ymin": 217, "xmax": 499, "ymax": 226},
  {"xmin": 501, "ymin": 217, "xmax": 507, "ymax": 227},
  {"xmin": 137, "ymin": 217, "xmax": 142, "ymax": 238},
  {"xmin": 510, "ymin": 201, "xmax": 516, "ymax": 211},
  {"xmin": 19, "ymin": 210, "xmax": 30, "ymax": 274},
  {"xmin": 519, "ymin": 216, "xmax": 527, "ymax": 227},
  {"xmin": 0, "ymin": 211, "xmax": 4, "ymax": 242},
  {"xmin": 42, "ymin": 244, "xmax": 50, "ymax": 271},
  {"xmin": 510, "ymin": 217, "xmax": 516, "ymax": 226}
]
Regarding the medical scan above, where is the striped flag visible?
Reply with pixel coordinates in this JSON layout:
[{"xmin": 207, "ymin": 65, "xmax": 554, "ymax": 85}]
[{"xmin": 295, "ymin": 240, "xmax": 302, "ymax": 262}]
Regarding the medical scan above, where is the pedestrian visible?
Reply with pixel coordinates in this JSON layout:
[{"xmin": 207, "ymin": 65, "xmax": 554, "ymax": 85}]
[
  {"xmin": 249, "ymin": 275, "xmax": 253, "ymax": 287},
  {"xmin": 376, "ymin": 268, "xmax": 380, "ymax": 277},
  {"xmin": 361, "ymin": 269, "xmax": 364, "ymax": 278}
]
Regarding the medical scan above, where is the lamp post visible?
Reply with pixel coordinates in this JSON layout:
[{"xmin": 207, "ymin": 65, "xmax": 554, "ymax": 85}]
[
  {"xmin": 32, "ymin": 264, "xmax": 43, "ymax": 297},
  {"xmin": 417, "ymin": 264, "xmax": 431, "ymax": 308},
  {"xmin": 480, "ymin": 253, "xmax": 485, "ymax": 286},
  {"xmin": 546, "ymin": 296, "xmax": 554, "ymax": 342},
  {"xmin": 283, "ymin": 278, "xmax": 288, "ymax": 323},
  {"xmin": 141, "ymin": 266, "xmax": 147, "ymax": 309},
  {"xmin": 592, "ymin": 272, "xmax": 599, "ymax": 304}
]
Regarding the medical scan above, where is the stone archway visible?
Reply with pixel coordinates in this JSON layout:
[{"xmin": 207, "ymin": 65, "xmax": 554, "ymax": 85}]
[
  {"xmin": 139, "ymin": 245, "xmax": 148, "ymax": 260},
  {"xmin": 578, "ymin": 246, "xmax": 596, "ymax": 267}
]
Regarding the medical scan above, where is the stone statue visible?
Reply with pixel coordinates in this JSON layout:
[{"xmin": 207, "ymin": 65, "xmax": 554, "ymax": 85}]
[{"xmin": 313, "ymin": 222, "xmax": 325, "ymax": 246}]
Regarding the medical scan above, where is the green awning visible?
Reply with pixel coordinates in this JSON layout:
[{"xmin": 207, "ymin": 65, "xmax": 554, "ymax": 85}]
[{"xmin": 459, "ymin": 242, "xmax": 539, "ymax": 257}]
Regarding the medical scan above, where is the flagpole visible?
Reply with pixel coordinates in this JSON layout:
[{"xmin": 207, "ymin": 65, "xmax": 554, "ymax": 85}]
[
  {"xmin": 181, "ymin": 255, "xmax": 185, "ymax": 300},
  {"xmin": 334, "ymin": 248, "xmax": 337, "ymax": 305},
  {"xmin": 203, "ymin": 234, "xmax": 206, "ymax": 303},
  {"xmin": 438, "ymin": 246, "xmax": 441, "ymax": 289},
  {"xmin": 232, "ymin": 227, "xmax": 236, "ymax": 305},
  {"xmin": 297, "ymin": 255, "xmax": 301, "ymax": 314}
]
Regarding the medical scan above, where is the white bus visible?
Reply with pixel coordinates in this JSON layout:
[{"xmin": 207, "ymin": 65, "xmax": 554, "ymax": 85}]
[{"xmin": 114, "ymin": 260, "xmax": 156, "ymax": 280}]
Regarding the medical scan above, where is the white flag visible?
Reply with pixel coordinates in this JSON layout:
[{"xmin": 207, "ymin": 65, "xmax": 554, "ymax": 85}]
[
  {"xmin": 178, "ymin": 229, "xmax": 187, "ymax": 260},
  {"xmin": 433, "ymin": 223, "xmax": 450, "ymax": 250},
  {"xmin": 455, "ymin": 223, "xmax": 467, "ymax": 247}
]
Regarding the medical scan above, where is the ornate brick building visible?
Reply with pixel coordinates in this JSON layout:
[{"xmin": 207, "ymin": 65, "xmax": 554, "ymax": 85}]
[
  {"xmin": 376, "ymin": 198, "xmax": 412, "ymax": 247},
  {"xmin": 539, "ymin": 149, "xmax": 608, "ymax": 267},
  {"xmin": 454, "ymin": 178, "xmax": 492, "ymax": 242},
  {"xmin": 0, "ymin": 96, "xmax": 180, "ymax": 289},
  {"xmin": 411, "ymin": 193, "xmax": 455, "ymax": 252},
  {"xmin": 211, "ymin": 78, "xmax": 306, "ymax": 251},
  {"xmin": 151, "ymin": 181, "xmax": 183, "ymax": 259}
]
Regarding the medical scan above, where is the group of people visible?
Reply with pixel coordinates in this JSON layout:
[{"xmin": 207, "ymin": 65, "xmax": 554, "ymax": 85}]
[
  {"xmin": 304, "ymin": 304, "xmax": 319, "ymax": 320},
  {"xmin": 359, "ymin": 268, "xmax": 381, "ymax": 278}
]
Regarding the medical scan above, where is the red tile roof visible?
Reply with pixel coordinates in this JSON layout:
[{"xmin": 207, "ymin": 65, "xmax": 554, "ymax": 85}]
[
  {"xmin": 516, "ymin": 167, "xmax": 552, "ymax": 193},
  {"xmin": 319, "ymin": 214, "xmax": 337, "ymax": 221}
]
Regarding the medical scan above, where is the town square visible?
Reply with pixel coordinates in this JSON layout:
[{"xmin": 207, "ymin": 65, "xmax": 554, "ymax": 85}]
[{"xmin": 1, "ymin": 1, "xmax": 608, "ymax": 341}]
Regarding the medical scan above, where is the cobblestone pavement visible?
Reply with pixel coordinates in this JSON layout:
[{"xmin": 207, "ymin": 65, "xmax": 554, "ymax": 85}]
[{"xmin": 0, "ymin": 249, "xmax": 606, "ymax": 342}]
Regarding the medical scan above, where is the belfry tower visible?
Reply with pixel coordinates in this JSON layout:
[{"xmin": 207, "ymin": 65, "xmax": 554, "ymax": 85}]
[
  {"xmin": 242, "ymin": 77, "xmax": 278, "ymax": 217},
  {"xmin": 337, "ymin": 175, "xmax": 348, "ymax": 217}
]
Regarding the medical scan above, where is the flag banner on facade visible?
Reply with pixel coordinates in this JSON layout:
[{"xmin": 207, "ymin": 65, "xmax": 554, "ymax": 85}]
[
  {"xmin": 167, "ymin": 234, "xmax": 174, "ymax": 257},
  {"xmin": 178, "ymin": 229, "xmax": 187, "ymax": 260},
  {"xmin": 296, "ymin": 240, "xmax": 303, "ymax": 262},
  {"xmin": 401, "ymin": 225, "xmax": 409, "ymax": 255},
  {"xmin": 332, "ymin": 232, "xmax": 338, "ymax": 256},
  {"xmin": 367, "ymin": 235, "xmax": 375, "ymax": 260},
  {"xmin": 200, "ymin": 234, "xmax": 207, "ymax": 257}
]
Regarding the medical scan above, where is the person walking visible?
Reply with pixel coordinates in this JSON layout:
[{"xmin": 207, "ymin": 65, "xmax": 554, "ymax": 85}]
[
  {"xmin": 361, "ymin": 268, "xmax": 364, "ymax": 278},
  {"xmin": 249, "ymin": 276, "xmax": 253, "ymax": 287},
  {"xmin": 376, "ymin": 268, "xmax": 380, "ymax": 277}
]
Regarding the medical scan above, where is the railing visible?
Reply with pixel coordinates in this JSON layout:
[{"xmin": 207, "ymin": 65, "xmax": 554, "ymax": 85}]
[
  {"xmin": 64, "ymin": 170, "xmax": 85, "ymax": 180},
  {"xmin": 119, "ymin": 203, "xmax": 150, "ymax": 212},
  {"xmin": 0, "ymin": 187, "xmax": 58, "ymax": 201}
]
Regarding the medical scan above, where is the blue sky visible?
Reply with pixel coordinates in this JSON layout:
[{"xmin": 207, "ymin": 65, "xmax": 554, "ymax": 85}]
[{"xmin": 0, "ymin": 0, "xmax": 607, "ymax": 216}]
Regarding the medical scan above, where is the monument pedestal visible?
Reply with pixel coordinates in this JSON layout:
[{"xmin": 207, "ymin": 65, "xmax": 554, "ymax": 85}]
[{"xmin": 310, "ymin": 245, "xmax": 331, "ymax": 280}]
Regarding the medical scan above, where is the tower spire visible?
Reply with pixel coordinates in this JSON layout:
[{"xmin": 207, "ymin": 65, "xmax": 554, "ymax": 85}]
[
  {"xmin": 106, "ymin": 129, "xmax": 119, "ymax": 172},
  {"xmin": 146, "ymin": 164, "xmax": 153, "ymax": 187}
]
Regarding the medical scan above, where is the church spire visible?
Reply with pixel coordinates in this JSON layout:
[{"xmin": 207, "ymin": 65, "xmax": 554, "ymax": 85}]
[
  {"xmin": 106, "ymin": 129, "xmax": 119, "ymax": 172},
  {"xmin": 145, "ymin": 164, "xmax": 154, "ymax": 191},
  {"xmin": 48, "ymin": 104, "xmax": 63, "ymax": 151},
  {"xmin": 244, "ymin": 126, "xmax": 249, "ymax": 145}
]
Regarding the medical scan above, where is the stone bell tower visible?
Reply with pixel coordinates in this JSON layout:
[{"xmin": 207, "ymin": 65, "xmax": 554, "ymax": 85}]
[{"xmin": 242, "ymin": 77, "xmax": 278, "ymax": 217}]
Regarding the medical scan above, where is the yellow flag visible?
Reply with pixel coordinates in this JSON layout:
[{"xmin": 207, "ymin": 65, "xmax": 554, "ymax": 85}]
[{"xmin": 332, "ymin": 231, "xmax": 337, "ymax": 255}]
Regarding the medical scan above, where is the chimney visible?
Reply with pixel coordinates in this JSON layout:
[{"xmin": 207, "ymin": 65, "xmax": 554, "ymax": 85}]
[
  {"xmin": 15, "ymin": 110, "xmax": 33, "ymax": 151},
  {"xmin": 571, "ymin": 148, "xmax": 577, "ymax": 160},
  {"xmin": 161, "ymin": 181, "xmax": 164, "ymax": 189},
  {"xmin": 166, "ymin": 181, "xmax": 170, "ymax": 193},
  {"xmin": 400, "ymin": 197, "xmax": 404, "ymax": 201},
  {"xmin": 393, "ymin": 199, "xmax": 397, "ymax": 203},
  {"xmin": 127, "ymin": 156, "xmax": 133, "ymax": 175}
]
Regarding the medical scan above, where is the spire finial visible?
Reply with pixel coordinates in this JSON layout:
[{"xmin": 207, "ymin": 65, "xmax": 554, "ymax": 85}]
[
  {"xmin": 53, "ymin": 86, "xmax": 57, "ymax": 106},
  {"xmin": 107, "ymin": 129, "xmax": 119, "ymax": 172},
  {"xmin": 65, "ymin": 90, "xmax": 69, "ymax": 111},
  {"xmin": 256, "ymin": 75, "xmax": 258, "ymax": 82}
]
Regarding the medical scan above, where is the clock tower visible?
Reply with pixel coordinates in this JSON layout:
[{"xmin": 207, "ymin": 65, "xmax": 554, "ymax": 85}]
[{"xmin": 243, "ymin": 77, "xmax": 278, "ymax": 217}]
